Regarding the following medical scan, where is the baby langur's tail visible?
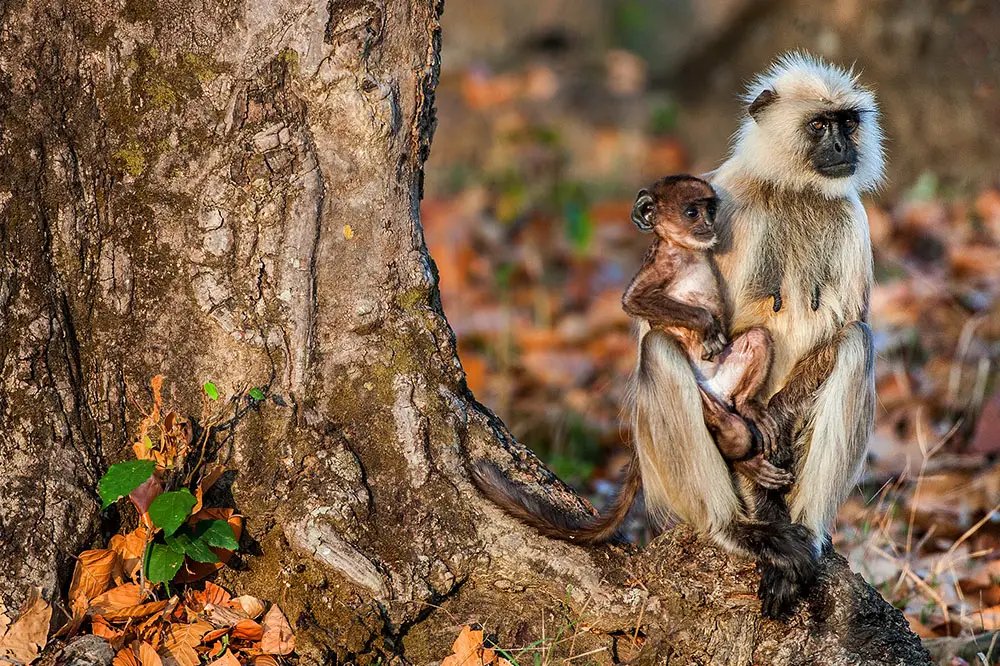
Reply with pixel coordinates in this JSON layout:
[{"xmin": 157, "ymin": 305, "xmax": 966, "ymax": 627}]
[{"xmin": 471, "ymin": 457, "xmax": 643, "ymax": 544}]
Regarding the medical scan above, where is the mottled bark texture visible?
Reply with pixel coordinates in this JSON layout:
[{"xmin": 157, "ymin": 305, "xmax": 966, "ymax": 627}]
[{"xmin": 0, "ymin": 1, "xmax": 929, "ymax": 664}]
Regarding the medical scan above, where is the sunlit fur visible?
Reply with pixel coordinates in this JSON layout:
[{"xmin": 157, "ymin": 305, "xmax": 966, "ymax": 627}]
[
  {"xmin": 633, "ymin": 53, "xmax": 882, "ymax": 563},
  {"xmin": 710, "ymin": 52, "xmax": 880, "ymax": 553},
  {"xmin": 718, "ymin": 52, "xmax": 885, "ymax": 199},
  {"xmin": 789, "ymin": 322, "xmax": 874, "ymax": 542},
  {"xmin": 631, "ymin": 322, "xmax": 742, "ymax": 535}
]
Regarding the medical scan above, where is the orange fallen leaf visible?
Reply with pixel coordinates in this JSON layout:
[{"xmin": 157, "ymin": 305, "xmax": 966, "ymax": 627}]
[
  {"xmin": 90, "ymin": 583, "xmax": 144, "ymax": 615},
  {"xmin": 0, "ymin": 587, "xmax": 51, "ymax": 664},
  {"xmin": 104, "ymin": 601, "xmax": 170, "ymax": 622},
  {"xmin": 110, "ymin": 527, "xmax": 149, "ymax": 581},
  {"xmin": 229, "ymin": 595, "xmax": 264, "ymax": 619},
  {"xmin": 260, "ymin": 604, "xmax": 295, "ymax": 655},
  {"xmin": 203, "ymin": 582, "xmax": 232, "ymax": 607},
  {"xmin": 91, "ymin": 615, "xmax": 123, "ymax": 643},
  {"xmin": 441, "ymin": 625, "xmax": 510, "ymax": 666},
  {"xmin": 250, "ymin": 657, "xmax": 279, "ymax": 666},
  {"xmin": 114, "ymin": 640, "xmax": 163, "ymax": 666},
  {"xmin": 192, "ymin": 464, "xmax": 226, "ymax": 514},
  {"xmin": 232, "ymin": 619, "xmax": 263, "ymax": 641},
  {"xmin": 158, "ymin": 643, "xmax": 198, "ymax": 666},
  {"xmin": 207, "ymin": 650, "xmax": 241, "ymax": 666},
  {"xmin": 70, "ymin": 549, "xmax": 121, "ymax": 603},
  {"xmin": 202, "ymin": 626, "xmax": 231, "ymax": 643}
]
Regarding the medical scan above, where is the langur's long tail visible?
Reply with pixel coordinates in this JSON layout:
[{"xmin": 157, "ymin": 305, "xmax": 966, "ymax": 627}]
[
  {"xmin": 723, "ymin": 519, "xmax": 817, "ymax": 582},
  {"xmin": 470, "ymin": 457, "xmax": 643, "ymax": 544}
]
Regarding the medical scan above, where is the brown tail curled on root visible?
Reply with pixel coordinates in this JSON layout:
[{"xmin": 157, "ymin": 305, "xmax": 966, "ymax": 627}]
[{"xmin": 470, "ymin": 458, "xmax": 643, "ymax": 544}]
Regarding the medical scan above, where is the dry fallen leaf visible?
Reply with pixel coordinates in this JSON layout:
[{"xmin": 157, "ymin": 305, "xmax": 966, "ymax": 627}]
[
  {"xmin": 229, "ymin": 595, "xmax": 264, "ymax": 620},
  {"xmin": 207, "ymin": 650, "xmax": 241, "ymax": 666},
  {"xmin": 90, "ymin": 583, "xmax": 144, "ymax": 615},
  {"xmin": 0, "ymin": 587, "xmax": 52, "ymax": 664},
  {"xmin": 114, "ymin": 640, "xmax": 163, "ymax": 666},
  {"xmin": 103, "ymin": 600, "xmax": 171, "ymax": 623},
  {"xmin": 260, "ymin": 604, "xmax": 295, "ymax": 655},
  {"xmin": 91, "ymin": 615, "xmax": 123, "ymax": 643},
  {"xmin": 441, "ymin": 625, "xmax": 511, "ymax": 666},
  {"xmin": 249, "ymin": 656, "xmax": 279, "ymax": 666},
  {"xmin": 70, "ymin": 550, "xmax": 121, "ymax": 603},
  {"xmin": 110, "ymin": 527, "xmax": 150, "ymax": 581},
  {"xmin": 231, "ymin": 619, "xmax": 263, "ymax": 641}
]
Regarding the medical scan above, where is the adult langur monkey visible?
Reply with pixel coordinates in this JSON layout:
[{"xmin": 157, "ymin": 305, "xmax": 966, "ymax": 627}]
[
  {"xmin": 634, "ymin": 52, "xmax": 884, "ymax": 615},
  {"xmin": 471, "ymin": 52, "xmax": 883, "ymax": 619}
]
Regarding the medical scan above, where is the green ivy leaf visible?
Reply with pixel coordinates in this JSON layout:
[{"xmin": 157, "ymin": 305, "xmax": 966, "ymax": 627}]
[
  {"xmin": 194, "ymin": 519, "xmax": 239, "ymax": 550},
  {"xmin": 203, "ymin": 381, "xmax": 219, "ymax": 400},
  {"xmin": 98, "ymin": 460, "xmax": 157, "ymax": 510},
  {"xmin": 148, "ymin": 489, "xmax": 197, "ymax": 536},
  {"xmin": 165, "ymin": 529, "xmax": 220, "ymax": 564},
  {"xmin": 248, "ymin": 387, "xmax": 265, "ymax": 401},
  {"xmin": 146, "ymin": 542, "xmax": 185, "ymax": 583}
]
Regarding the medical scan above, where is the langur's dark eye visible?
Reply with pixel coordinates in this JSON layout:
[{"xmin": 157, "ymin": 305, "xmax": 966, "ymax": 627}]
[
  {"xmin": 809, "ymin": 119, "xmax": 826, "ymax": 132},
  {"xmin": 684, "ymin": 206, "xmax": 699, "ymax": 219},
  {"xmin": 843, "ymin": 117, "xmax": 858, "ymax": 133}
]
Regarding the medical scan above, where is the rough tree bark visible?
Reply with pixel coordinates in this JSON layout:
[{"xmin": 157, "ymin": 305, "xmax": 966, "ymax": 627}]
[{"xmin": 0, "ymin": 0, "xmax": 930, "ymax": 664}]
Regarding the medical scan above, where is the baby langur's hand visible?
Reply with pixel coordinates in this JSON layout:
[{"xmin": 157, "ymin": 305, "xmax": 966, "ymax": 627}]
[
  {"xmin": 735, "ymin": 455, "xmax": 794, "ymax": 490},
  {"xmin": 701, "ymin": 316, "xmax": 728, "ymax": 360}
]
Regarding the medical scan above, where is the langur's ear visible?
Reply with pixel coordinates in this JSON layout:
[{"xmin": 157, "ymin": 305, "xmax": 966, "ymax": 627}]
[{"xmin": 748, "ymin": 89, "xmax": 777, "ymax": 122}]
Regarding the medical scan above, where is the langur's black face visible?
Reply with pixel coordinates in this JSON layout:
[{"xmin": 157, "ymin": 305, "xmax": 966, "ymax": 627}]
[{"xmin": 805, "ymin": 109, "xmax": 860, "ymax": 178}]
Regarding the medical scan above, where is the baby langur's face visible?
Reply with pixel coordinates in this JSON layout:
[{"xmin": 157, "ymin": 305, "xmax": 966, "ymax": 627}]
[{"xmin": 631, "ymin": 176, "xmax": 719, "ymax": 251}]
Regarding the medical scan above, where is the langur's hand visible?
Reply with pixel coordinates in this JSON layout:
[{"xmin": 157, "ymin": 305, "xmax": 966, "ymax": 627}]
[
  {"xmin": 738, "ymin": 402, "xmax": 780, "ymax": 460},
  {"xmin": 755, "ymin": 411, "xmax": 780, "ymax": 459},
  {"xmin": 734, "ymin": 454, "xmax": 794, "ymax": 490},
  {"xmin": 701, "ymin": 316, "xmax": 728, "ymax": 360}
]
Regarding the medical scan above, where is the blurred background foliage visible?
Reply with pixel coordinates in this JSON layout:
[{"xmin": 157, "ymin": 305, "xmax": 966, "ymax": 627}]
[{"xmin": 422, "ymin": 0, "xmax": 1000, "ymax": 646}]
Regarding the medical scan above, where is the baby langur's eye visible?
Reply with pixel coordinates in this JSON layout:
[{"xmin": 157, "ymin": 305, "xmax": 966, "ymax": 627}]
[{"xmin": 684, "ymin": 206, "xmax": 699, "ymax": 219}]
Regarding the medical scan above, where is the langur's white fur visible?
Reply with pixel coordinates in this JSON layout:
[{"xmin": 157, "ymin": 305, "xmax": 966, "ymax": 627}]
[
  {"xmin": 721, "ymin": 52, "xmax": 885, "ymax": 199},
  {"xmin": 632, "ymin": 52, "xmax": 883, "ymax": 554},
  {"xmin": 631, "ymin": 321, "xmax": 743, "ymax": 535},
  {"xmin": 789, "ymin": 322, "xmax": 874, "ymax": 547}
]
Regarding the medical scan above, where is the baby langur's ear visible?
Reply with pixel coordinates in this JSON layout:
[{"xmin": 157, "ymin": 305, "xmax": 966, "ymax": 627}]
[
  {"xmin": 748, "ymin": 89, "xmax": 777, "ymax": 122},
  {"xmin": 631, "ymin": 189, "xmax": 655, "ymax": 231}
]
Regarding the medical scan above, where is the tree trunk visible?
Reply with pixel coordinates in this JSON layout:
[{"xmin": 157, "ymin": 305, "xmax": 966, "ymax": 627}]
[{"xmin": 0, "ymin": 1, "xmax": 930, "ymax": 664}]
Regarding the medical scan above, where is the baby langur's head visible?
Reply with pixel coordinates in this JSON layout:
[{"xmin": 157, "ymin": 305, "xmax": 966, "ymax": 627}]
[{"xmin": 631, "ymin": 175, "xmax": 718, "ymax": 250}]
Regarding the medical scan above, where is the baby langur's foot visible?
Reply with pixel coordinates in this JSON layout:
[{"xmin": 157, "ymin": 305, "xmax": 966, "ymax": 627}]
[
  {"xmin": 735, "ymin": 455, "xmax": 794, "ymax": 490},
  {"xmin": 701, "ymin": 317, "xmax": 728, "ymax": 360}
]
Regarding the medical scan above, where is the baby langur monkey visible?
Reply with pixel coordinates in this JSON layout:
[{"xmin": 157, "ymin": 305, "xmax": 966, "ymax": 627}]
[
  {"xmin": 622, "ymin": 175, "xmax": 789, "ymax": 489},
  {"xmin": 471, "ymin": 176, "xmax": 799, "ymax": 548}
]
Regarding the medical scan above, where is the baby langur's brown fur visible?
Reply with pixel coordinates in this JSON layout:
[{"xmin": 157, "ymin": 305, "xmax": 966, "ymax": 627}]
[
  {"xmin": 621, "ymin": 175, "xmax": 787, "ymax": 489},
  {"xmin": 471, "ymin": 176, "xmax": 790, "ymax": 545}
]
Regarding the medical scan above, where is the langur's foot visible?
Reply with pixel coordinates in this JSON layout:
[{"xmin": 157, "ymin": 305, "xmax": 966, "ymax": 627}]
[{"xmin": 735, "ymin": 454, "xmax": 793, "ymax": 490}]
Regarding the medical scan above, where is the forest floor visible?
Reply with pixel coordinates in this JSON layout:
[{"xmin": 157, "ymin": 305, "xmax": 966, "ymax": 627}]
[{"xmin": 422, "ymin": 49, "xmax": 1000, "ymax": 648}]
